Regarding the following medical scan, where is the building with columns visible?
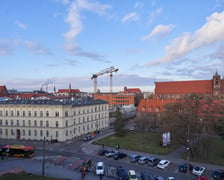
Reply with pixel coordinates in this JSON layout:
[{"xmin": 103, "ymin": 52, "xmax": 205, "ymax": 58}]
[{"xmin": 0, "ymin": 99, "xmax": 109, "ymax": 142}]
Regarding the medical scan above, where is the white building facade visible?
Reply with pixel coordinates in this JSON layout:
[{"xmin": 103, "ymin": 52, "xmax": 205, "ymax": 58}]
[{"xmin": 0, "ymin": 99, "xmax": 109, "ymax": 142}]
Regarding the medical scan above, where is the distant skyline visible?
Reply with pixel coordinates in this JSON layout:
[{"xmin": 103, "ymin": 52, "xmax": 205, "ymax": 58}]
[{"xmin": 1, "ymin": 0, "xmax": 224, "ymax": 93}]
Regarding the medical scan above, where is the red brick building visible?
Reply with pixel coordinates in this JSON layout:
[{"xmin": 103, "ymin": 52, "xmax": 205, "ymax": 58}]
[
  {"xmin": 0, "ymin": 85, "xmax": 9, "ymax": 97},
  {"xmin": 138, "ymin": 71, "xmax": 224, "ymax": 113}
]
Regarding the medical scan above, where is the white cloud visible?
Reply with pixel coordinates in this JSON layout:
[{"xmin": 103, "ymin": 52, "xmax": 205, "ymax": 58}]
[
  {"xmin": 144, "ymin": 11, "xmax": 224, "ymax": 67},
  {"xmin": 23, "ymin": 41, "xmax": 52, "ymax": 55},
  {"xmin": 121, "ymin": 12, "xmax": 139, "ymax": 22},
  {"xmin": 142, "ymin": 24, "xmax": 175, "ymax": 40},
  {"xmin": 147, "ymin": 8, "xmax": 162, "ymax": 25},
  {"xmin": 14, "ymin": 21, "xmax": 27, "ymax": 30}
]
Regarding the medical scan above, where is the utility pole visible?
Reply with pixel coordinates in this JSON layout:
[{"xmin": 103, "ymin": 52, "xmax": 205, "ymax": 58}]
[
  {"xmin": 42, "ymin": 137, "xmax": 46, "ymax": 176},
  {"xmin": 187, "ymin": 124, "xmax": 190, "ymax": 180}
]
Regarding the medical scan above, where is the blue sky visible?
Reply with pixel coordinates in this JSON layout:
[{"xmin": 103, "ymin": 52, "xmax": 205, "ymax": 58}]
[{"xmin": 1, "ymin": 0, "xmax": 224, "ymax": 93}]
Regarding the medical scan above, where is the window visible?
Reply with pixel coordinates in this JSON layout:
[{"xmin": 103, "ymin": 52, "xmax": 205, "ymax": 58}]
[
  {"xmin": 66, "ymin": 120, "xmax": 68, "ymax": 127},
  {"xmin": 40, "ymin": 111, "xmax": 43, "ymax": 117},
  {"xmin": 10, "ymin": 111, "xmax": 14, "ymax": 116},
  {"xmin": 17, "ymin": 111, "xmax": 20, "ymax": 116},
  {"xmin": 65, "ymin": 111, "xmax": 68, "ymax": 117},
  {"xmin": 46, "ymin": 111, "xmax": 49, "ymax": 117},
  {"xmin": 17, "ymin": 120, "xmax": 19, "ymax": 126},
  {"xmin": 34, "ymin": 130, "xmax": 37, "ymax": 136},
  {"xmin": 23, "ymin": 120, "xmax": 25, "ymax": 126},
  {"xmin": 28, "ymin": 120, "xmax": 31, "ymax": 126},
  {"xmin": 5, "ymin": 129, "xmax": 8, "ymax": 136},
  {"xmin": 28, "ymin": 111, "xmax": 31, "ymax": 116},
  {"xmin": 56, "ymin": 121, "xmax": 59, "ymax": 128},
  {"xmin": 55, "ymin": 111, "xmax": 59, "ymax": 117},
  {"xmin": 5, "ymin": 120, "xmax": 8, "ymax": 126},
  {"xmin": 28, "ymin": 130, "xmax": 31, "ymax": 136},
  {"xmin": 46, "ymin": 130, "xmax": 49, "ymax": 137},
  {"xmin": 56, "ymin": 131, "xmax": 59, "ymax": 138},
  {"xmin": 5, "ymin": 110, "xmax": 8, "ymax": 116},
  {"xmin": 40, "ymin": 121, "xmax": 43, "ymax": 127},
  {"xmin": 22, "ymin": 130, "xmax": 25, "ymax": 136},
  {"xmin": 74, "ymin": 119, "xmax": 76, "ymax": 125},
  {"xmin": 11, "ymin": 120, "xmax": 13, "ymax": 126},
  {"xmin": 73, "ymin": 128, "xmax": 76, "ymax": 134},
  {"xmin": 46, "ymin": 121, "xmax": 49, "ymax": 127},
  {"xmin": 73, "ymin": 111, "xmax": 76, "ymax": 115},
  {"xmin": 40, "ymin": 130, "xmax": 43, "ymax": 137},
  {"xmin": 66, "ymin": 130, "xmax": 68, "ymax": 136},
  {"xmin": 0, "ymin": 111, "xmax": 2, "ymax": 116},
  {"xmin": 0, "ymin": 120, "xmax": 2, "ymax": 126},
  {"xmin": 34, "ymin": 111, "xmax": 37, "ymax": 117},
  {"xmin": 23, "ymin": 111, "xmax": 25, "ymax": 116},
  {"xmin": 0, "ymin": 129, "xmax": 3, "ymax": 135},
  {"xmin": 34, "ymin": 120, "xmax": 37, "ymax": 127},
  {"xmin": 11, "ymin": 129, "xmax": 14, "ymax": 136}
]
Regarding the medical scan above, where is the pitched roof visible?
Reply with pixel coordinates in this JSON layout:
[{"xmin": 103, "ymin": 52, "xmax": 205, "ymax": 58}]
[
  {"xmin": 155, "ymin": 80, "xmax": 213, "ymax": 94},
  {"xmin": 0, "ymin": 85, "xmax": 9, "ymax": 97},
  {"xmin": 58, "ymin": 89, "xmax": 80, "ymax": 93},
  {"xmin": 120, "ymin": 88, "xmax": 142, "ymax": 93}
]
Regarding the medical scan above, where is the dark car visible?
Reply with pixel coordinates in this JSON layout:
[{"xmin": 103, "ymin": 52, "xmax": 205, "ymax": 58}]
[
  {"xmin": 97, "ymin": 149, "xmax": 108, "ymax": 156},
  {"xmin": 105, "ymin": 150, "xmax": 117, "ymax": 157},
  {"xmin": 117, "ymin": 166, "xmax": 128, "ymax": 180},
  {"xmin": 178, "ymin": 163, "xmax": 193, "ymax": 173},
  {"xmin": 140, "ymin": 172, "xmax": 154, "ymax": 180},
  {"xmin": 211, "ymin": 169, "xmax": 224, "ymax": 180},
  {"xmin": 129, "ymin": 155, "xmax": 142, "ymax": 163},
  {"xmin": 113, "ymin": 152, "xmax": 127, "ymax": 160},
  {"xmin": 148, "ymin": 156, "xmax": 160, "ymax": 167}
]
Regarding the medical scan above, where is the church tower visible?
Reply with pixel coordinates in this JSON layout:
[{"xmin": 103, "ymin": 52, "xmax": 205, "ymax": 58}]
[{"xmin": 212, "ymin": 71, "xmax": 222, "ymax": 96}]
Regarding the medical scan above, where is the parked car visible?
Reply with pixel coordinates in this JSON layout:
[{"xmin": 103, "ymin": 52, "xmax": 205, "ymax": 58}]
[
  {"xmin": 129, "ymin": 154, "xmax": 142, "ymax": 163},
  {"xmin": 96, "ymin": 162, "xmax": 104, "ymax": 175},
  {"xmin": 178, "ymin": 163, "xmax": 194, "ymax": 173},
  {"xmin": 148, "ymin": 156, "xmax": 160, "ymax": 167},
  {"xmin": 197, "ymin": 176, "xmax": 209, "ymax": 180},
  {"xmin": 211, "ymin": 169, "xmax": 224, "ymax": 180},
  {"xmin": 105, "ymin": 150, "xmax": 117, "ymax": 157},
  {"xmin": 113, "ymin": 152, "xmax": 127, "ymax": 160},
  {"xmin": 157, "ymin": 160, "xmax": 170, "ymax": 169},
  {"xmin": 83, "ymin": 134, "xmax": 93, "ymax": 141},
  {"xmin": 117, "ymin": 166, "xmax": 128, "ymax": 180},
  {"xmin": 138, "ymin": 157, "xmax": 149, "ymax": 165},
  {"xmin": 97, "ymin": 149, "xmax": 108, "ymax": 156},
  {"xmin": 140, "ymin": 172, "xmax": 154, "ymax": 180},
  {"xmin": 167, "ymin": 177, "xmax": 175, "ymax": 180},
  {"xmin": 154, "ymin": 175, "xmax": 165, "ymax": 180},
  {"xmin": 128, "ymin": 170, "xmax": 138, "ymax": 180},
  {"xmin": 192, "ymin": 165, "xmax": 205, "ymax": 176}
]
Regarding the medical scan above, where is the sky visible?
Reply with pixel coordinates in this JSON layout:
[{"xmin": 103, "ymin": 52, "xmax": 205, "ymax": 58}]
[{"xmin": 1, "ymin": 0, "xmax": 224, "ymax": 93}]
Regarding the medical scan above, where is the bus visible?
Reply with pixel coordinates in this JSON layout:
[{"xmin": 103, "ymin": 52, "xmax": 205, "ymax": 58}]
[{"xmin": 0, "ymin": 144, "xmax": 35, "ymax": 158}]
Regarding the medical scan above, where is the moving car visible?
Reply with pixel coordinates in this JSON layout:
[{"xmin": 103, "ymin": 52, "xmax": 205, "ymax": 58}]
[
  {"xmin": 96, "ymin": 162, "xmax": 104, "ymax": 175},
  {"xmin": 113, "ymin": 152, "xmax": 127, "ymax": 160},
  {"xmin": 128, "ymin": 170, "xmax": 138, "ymax": 180},
  {"xmin": 192, "ymin": 165, "xmax": 205, "ymax": 176},
  {"xmin": 154, "ymin": 175, "xmax": 165, "ymax": 180},
  {"xmin": 117, "ymin": 166, "xmax": 128, "ymax": 180},
  {"xmin": 148, "ymin": 156, "xmax": 160, "ymax": 167},
  {"xmin": 178, "ymin": 163, "xmax": 193, "ymax": 173},
  {"xmin": 157, "ymin": 160, "xmax": 170, "ymax": 169},
  {"xmin": 138, "ymin": 157, "xmax": 149, "ymax": 165},
  {"xmin": 167, "ymin": 177, "xmax": 175, "ymax": 180},
  {"xmin": 211, "ymin": 169, "xmax": 224, "ymax": 180},
  {"xmin": 83, "ymin": 134, "xmax": 93, "ymax": 141},
  {"xmin": 129, "ymin": 154, "xmax": 142, "ymax": 163},
  {"xmin": 97, "ymin": 149, "xmax": 108, "ymax": 156}
]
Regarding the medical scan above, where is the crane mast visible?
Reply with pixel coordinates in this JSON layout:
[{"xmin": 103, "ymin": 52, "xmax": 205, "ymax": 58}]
[{"xmin": 91, "ymin": 66, "xmax": 119, "ymax": 94}]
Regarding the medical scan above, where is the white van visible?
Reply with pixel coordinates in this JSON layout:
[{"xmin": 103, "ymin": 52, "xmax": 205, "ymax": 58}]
[{"xmin": 96, "ymin": 162, "xmax": 104, "ymax": 175}]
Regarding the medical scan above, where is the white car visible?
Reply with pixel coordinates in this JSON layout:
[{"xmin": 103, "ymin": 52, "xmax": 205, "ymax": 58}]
[
  {"xmin": 157, "ymin": 160, "xmax": 170, "ymax": 169},
  {"xmin": 96, "ymin": 162, "xmax": 104, "ymax": 175},
  {"xmin": 192, "ymin": 165, "xmax": 205, "ymax": 176}
]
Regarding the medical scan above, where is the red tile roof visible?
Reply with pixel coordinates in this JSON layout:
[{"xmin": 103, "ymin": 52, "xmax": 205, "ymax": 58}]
[
  {"xmin": 58, "ymin": 89, "xmax": 80, "ymax": 93},
  {"xmin": 155, "ymin": 80, "xmax": 213, "ymax": 94},
  {"xmin": 120, "ymin": 88, "xmax": 142, "ymax": 93}
]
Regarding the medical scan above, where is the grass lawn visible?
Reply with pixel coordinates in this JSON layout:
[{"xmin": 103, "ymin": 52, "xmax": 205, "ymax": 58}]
[
  {"xmin": 94, "ymin": 131, "xmax": 179, "ymax": 155},
  {"xmin": 0, "ymin": 173, "xmax": 69, "ymax": 180}
]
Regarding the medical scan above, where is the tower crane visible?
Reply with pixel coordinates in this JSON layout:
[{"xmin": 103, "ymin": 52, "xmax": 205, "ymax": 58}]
[{"xmin": 91, "ymin": 66, "xmax": 119, "ymax": 94}]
